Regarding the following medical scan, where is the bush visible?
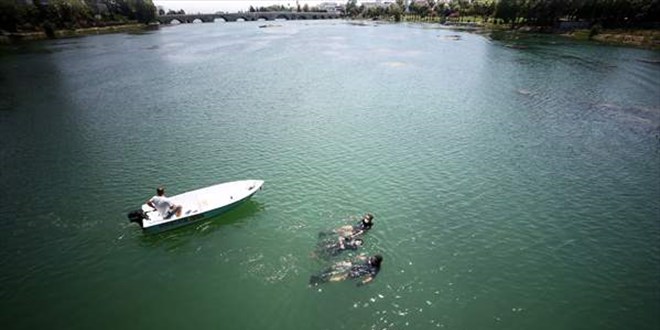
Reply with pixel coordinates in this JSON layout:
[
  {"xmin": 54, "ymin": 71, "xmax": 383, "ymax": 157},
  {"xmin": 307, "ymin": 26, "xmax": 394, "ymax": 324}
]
[{"xmin": 589, "ymin": 23, "xmax": 602, "ymax": 39}]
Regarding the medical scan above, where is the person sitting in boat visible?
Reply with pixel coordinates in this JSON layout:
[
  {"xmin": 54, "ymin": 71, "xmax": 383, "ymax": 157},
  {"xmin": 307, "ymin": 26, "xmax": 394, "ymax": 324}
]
[
  {"xmin": 309, "ymin": 254, "xmax": 383, "ymax": 287},
  {"xmin": 319, "ymin": 213, "xmax": 374, "ymax": 239},
  {"xmin": 315, "ymin": 236, "xmax": 364, "ymax": 259},
  {"xmin": 147, "ymin": 187, "xmax": 182, "ymax": 219}
]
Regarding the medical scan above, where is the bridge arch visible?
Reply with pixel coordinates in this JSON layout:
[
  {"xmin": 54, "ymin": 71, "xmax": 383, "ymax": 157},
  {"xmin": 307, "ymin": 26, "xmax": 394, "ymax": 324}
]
[{"xmin": 275, "ymin": 14, "xmax": 290, "ymax": 20}]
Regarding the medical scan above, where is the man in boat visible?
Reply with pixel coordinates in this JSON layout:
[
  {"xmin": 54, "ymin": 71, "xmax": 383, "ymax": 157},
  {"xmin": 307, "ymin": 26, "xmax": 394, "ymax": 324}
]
[
  {"xmin": 147, "ymin": 187, "xmax": 182, "ymax": 218},
  {"xmin": 309, "ymin": 254, "xmax": 383, "ymax": 286}
]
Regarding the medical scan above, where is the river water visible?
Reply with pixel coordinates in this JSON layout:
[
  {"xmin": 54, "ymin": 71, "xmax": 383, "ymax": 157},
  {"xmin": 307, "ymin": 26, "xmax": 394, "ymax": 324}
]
[{"xmin": 1, "ymin": 20, "xmax": 659, "ymax": 330}]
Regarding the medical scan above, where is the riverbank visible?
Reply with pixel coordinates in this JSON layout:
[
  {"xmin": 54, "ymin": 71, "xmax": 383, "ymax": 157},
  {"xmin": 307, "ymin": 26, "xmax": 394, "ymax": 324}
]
[
  {"xmin": 482, "ymin": 25, "xmax": 660, "ymax": 50},
  {"xmin": 401, "ymin": 16, "xmax": 660, "ymax": 50},
  {"xmin": 3, "ymin": 18, "xmax": 659, "ymax": 51},
  {"xmin": 563, "ymin": 28, "xmax": 660, "ymax": 50},
  {"xmin": 0, "ymin": 23, "xmax": 155, "ymax": 44},
  {"xmin": 478, "ymin": 24, "xmax": 659, "ymax": 50}
]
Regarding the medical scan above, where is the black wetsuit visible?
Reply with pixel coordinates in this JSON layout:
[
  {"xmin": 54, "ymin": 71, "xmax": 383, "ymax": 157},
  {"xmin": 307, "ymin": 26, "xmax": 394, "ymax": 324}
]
[
  {"xmin": 348, "ymin": 259, "xmax": 380, "ymax": 279},
  {"xmin": 318, "ymin": 220, "xmax": 371, "ymax": 238},
  {"xmin": 309, "ymin": 258, "xmax": 380, "ymax": 286},
  {"xmin": 327, "ymin": 239, "xmax": 361, "ymax": 257},
  {"xmin": 315, "ymin": 238, "xmax": 361, "ymax": 258},
  {"xmin": 351, "ymin": 220, "xmax": 372, "ymax": 236}
]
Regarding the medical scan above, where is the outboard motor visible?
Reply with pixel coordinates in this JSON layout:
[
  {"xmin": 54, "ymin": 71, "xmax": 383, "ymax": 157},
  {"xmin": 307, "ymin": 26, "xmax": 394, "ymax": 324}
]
[{"xmin": 127, "ymin": 209, "xmax": 147, "ymax": 228}]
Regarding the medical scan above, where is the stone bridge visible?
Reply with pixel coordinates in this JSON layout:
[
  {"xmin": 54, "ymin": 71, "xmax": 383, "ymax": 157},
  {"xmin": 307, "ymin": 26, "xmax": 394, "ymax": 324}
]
[{"xmin": 156, "ymin": 11, "xmax": 342, "ymax": 24}]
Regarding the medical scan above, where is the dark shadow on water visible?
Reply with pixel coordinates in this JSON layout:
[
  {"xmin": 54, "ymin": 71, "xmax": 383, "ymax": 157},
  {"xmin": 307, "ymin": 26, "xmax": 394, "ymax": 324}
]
[
  {"xmin": 137, "ymin": 200, "xmax": 265, "ymax": 250},
  {"xmin": 0, "ymin": 43, "xmax": 56, "ymax": 56}
]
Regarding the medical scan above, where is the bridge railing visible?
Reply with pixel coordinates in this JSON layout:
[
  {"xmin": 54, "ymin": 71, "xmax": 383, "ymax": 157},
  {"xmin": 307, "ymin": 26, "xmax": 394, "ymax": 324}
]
[{"xmin": 156, "ymin": 11, "xmax": 343, "ymax": 24}]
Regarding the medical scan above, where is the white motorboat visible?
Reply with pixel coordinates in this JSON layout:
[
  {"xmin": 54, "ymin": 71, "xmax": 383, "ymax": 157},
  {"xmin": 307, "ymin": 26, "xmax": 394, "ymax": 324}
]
[{"xmin": 128, "ymin": 180, "xmax": 264, "ymax": 234}]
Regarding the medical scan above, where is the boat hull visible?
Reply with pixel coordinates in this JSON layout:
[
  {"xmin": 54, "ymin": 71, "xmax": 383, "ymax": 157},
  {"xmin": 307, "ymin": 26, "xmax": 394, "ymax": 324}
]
[
  {"xmin": 143, "ymin": 194, "xmax": 255, "ymax": 234},
  {"xmin": 134, "ymin": 180, "xmax": 264, "ymax": 234}
]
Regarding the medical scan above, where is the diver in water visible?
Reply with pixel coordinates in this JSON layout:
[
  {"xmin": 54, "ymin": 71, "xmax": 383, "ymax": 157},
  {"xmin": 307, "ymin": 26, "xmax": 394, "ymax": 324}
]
[
  {"xmin": 309, "ymin": 254, "xmax": 383, "ymax": 286},
  {"xmin": 315, "ymin": 235, "xmax": 364, "ymax": 259},
  {"xmin": 346, "ymin": 213, "xmax": 374, "ymax": 237},
  {"xmin": 319, "ymin": 213, "xmax": 374, "ymax": 239}
]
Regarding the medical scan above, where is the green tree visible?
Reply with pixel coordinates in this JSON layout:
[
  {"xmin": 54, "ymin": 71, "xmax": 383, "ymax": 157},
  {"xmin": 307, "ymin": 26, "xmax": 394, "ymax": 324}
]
[
  {"xmin": 472, "ymin": 0, "xmax": 495, "ymax": 22},
  {"xmin": 409, "ymin": 0, "xmax": 431, "ymax": 17},
  {"xmin": 389, "ymin": 3, "xmax": 403, "ymax": 21},
  {"xmin": 45, "ymin": 0, "xmax": 92, "ymax": 29},
  {"xmin": 494, "ymin": 0, "xmax": 519, "ymax": 28},
  {"xmin": 131, "ymin": 0, "xmax": 156, "ymax": 23},
  {"xmin": 346, "ymin": 0, "xmax": 359, "ymax": 17},
  {"xmin": 396, "ymin": 0, "xmax": 405, "ymax": 10},
  {"xmin": 0, "ymin": 0, "xmax": 19, "ymax": 32}
]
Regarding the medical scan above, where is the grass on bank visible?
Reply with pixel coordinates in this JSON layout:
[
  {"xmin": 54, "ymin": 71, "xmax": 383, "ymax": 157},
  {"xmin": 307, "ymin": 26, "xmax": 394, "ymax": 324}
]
[{"xmin": 390, "ymin": 14, "xmax": 660, "ymax": 50}]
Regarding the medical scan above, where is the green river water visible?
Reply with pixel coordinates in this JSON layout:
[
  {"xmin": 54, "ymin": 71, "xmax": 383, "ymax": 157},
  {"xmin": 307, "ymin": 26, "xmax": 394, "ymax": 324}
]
[{"xmin": 1, "ymin": 20, "xmax": 659, "ymax": 330}]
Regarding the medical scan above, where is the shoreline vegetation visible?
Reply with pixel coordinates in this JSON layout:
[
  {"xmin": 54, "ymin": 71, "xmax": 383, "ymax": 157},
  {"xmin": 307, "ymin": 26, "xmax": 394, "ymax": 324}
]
[
  {"xmin": 347, "ymin": 0, "xmax": 659, "ymax": 50},
  {"xmin": 1, "ymin": 0, "xmax": 658, "ymax": 50},
  {"xmin": 0, "ymin": 23, "xmax": 154, "ymax": 43},
  {"xmin": 393, "ymin": 15, "xmax": 660, "ymax": 50},
  {"xmin": 0, "ymin": 0, "xmax": 157, "ymax": 44},
  {"xmin": 2, "ymin": 19, "xmax": 658, "ymax": 51}
]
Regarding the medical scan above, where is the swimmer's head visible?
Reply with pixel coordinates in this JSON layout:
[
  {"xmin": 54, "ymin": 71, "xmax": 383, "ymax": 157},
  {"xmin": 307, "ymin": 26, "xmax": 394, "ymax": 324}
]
[
  {"xmin": 354, "ymin": 238, "xmax": 364, "ymax": 246},
  {"xmin": 362, "ymin": 213, "xmax": 374, "ymax": 223},
  {"xmin": 370, "ymin": 254, "xmax": 383, "ymax": 267}
]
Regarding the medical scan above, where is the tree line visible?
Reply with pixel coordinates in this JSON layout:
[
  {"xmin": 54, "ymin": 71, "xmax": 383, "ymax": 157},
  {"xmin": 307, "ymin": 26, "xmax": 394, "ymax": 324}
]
[
  {"xmin": 347, "ymin": 0, "xmax": 660, "ymax": 29},
  {"xmin": 0, "ymin": 0, "xmax": 157, "ymax": 34}
]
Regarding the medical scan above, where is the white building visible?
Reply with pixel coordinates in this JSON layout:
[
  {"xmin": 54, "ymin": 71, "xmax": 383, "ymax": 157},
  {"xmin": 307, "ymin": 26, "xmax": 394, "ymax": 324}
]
[
  {"xmin": 319, "ymin": 2, "xmax": 341, "ymax": 12},
  {"xmin": 361, "ymin": 0, "xmax": 392, "ymax": 9}
]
